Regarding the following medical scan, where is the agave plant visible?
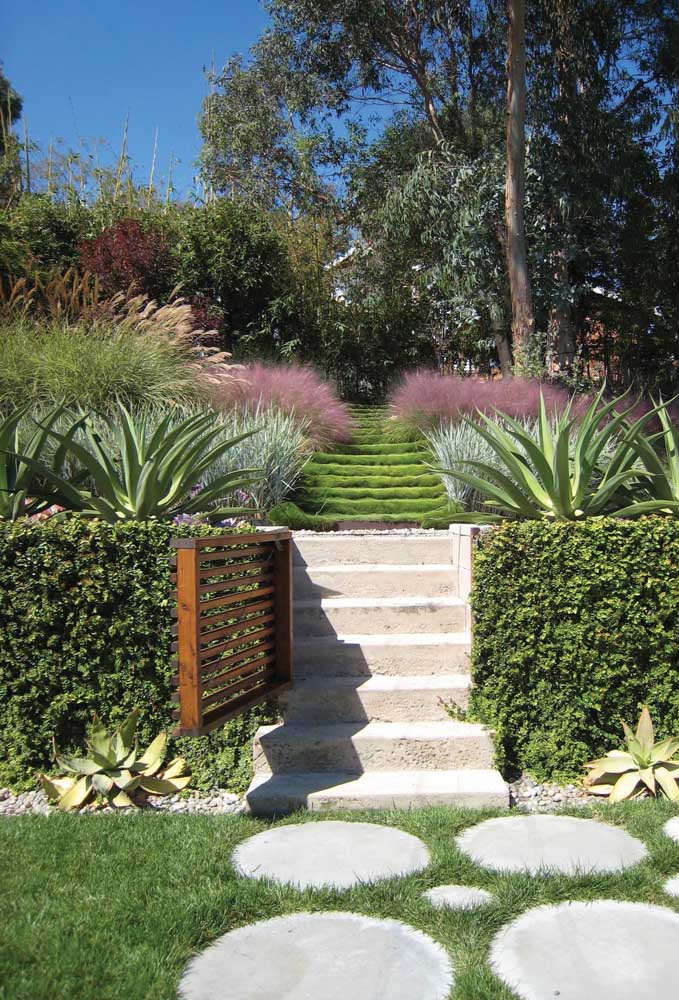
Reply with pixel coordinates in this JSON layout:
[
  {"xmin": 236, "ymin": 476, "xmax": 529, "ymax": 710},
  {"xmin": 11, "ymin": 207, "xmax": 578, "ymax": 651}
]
[
  {"xmin": 432, "ymin": 389, "xmax": 674, "ymax": 522},
  {"xmin": 0, "ymin": 404, "xmax": 87, "ymax": 521},
  {"xmin": 584, "ymin": 707, "xmax": 679, "ymax": 802},
  {"xmin": 15, "ymin": 403, "xmax": 264, "ymax": 522},
  {"xmin": 41, "ymin": 708, "xmax": 191, "ymax": 811},
  {"xmin": 628, "ymin": 399, "xmax": 679, "ymax": 516}
]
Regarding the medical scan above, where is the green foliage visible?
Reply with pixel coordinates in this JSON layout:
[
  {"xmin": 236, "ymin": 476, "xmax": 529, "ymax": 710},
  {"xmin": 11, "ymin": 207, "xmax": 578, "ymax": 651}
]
[
  {"xmin": 172, "ymin": 200, "xmax": 291, "ymax": 345},
  {"xmin": 584, "ymin": 706, "xmax": 679, "ymax": 802},
  {"xmin": 22, "ymin": 404, "xmax": 262, "ymax": 522},
  {"xmin": 0, "ymin": 518, "xmax": 276, "ymax": 791},
  {"xmin": 434, "ymin": 391, "xmax": 670, "ymax": 522},
  {"xmin": 470, "ymin": 518, "xmax": 679, "ymax": 781},
  {"xmin": 630, "ymin": 400, "xmax": 679, "ymax": 514},
  {"xmin": 0, "ymin": 404, "xmax": 86, "ymax": 520},
  {"xmin": 0, "ymin": 195, "xmax": 87, "ymax": 278},
  {"xmin": 42, "ymin": 708, "xmax": 191, "ymax": 811},
  {"xmin": 0, "ymin": 316, "xmax": 209, "ymax": 411}
]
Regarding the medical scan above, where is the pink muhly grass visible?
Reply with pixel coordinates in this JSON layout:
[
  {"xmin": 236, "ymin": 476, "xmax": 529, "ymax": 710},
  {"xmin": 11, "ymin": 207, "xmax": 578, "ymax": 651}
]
[
  {"xmin": 212, "ymin": 362, "xmax": 353, "ymax": 447},
  {"xmin": 388, "ymin": 370, "xmax": 573, "ymax": 427}
]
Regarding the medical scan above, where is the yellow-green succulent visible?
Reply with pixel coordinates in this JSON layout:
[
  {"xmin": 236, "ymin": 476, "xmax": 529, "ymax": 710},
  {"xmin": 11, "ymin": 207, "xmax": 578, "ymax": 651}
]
[
  {"xmin": 584, "ymin": 706, "xmax": 679, "ymax": 802},
  {"xmin": 41, "ymin": 708, "xmax": 190, "ymax": 811}
]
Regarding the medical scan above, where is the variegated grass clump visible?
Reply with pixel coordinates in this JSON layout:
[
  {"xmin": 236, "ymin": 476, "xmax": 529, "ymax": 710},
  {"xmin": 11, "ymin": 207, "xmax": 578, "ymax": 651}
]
[
  {"xmin": 41, "ymin": 709, "xmax": 191, "ymax": 811},
  {"xmin": 585, "ymin": 706, "xmax": 679, "ymax": 802}
]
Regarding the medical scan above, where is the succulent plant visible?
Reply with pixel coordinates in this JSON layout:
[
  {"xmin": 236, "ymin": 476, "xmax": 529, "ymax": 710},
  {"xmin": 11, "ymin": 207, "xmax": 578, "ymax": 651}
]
[
  {"xmin": 584, "ymin": 706, "xmax": 679, "ymax": 802},
  {"xmin": 41, "ymin": 709, "xmax": 190, "ymax": 811}
]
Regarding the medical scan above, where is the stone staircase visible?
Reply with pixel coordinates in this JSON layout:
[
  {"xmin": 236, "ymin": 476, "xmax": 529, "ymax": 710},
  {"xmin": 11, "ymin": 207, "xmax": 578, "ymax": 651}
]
[{"xmin": 245, "ymin": 529, "xmax": 508, "ymax": 814}]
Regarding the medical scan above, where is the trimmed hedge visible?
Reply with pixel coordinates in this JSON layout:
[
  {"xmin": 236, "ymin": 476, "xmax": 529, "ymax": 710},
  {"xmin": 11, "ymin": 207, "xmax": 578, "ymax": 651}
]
[
  {"xmin": 471, "ymin": 518, "xmax": 679, "ymax": 781},
  {"xmin": 0, "ymin": 518, "xmax": 275, "ymax": 791}
]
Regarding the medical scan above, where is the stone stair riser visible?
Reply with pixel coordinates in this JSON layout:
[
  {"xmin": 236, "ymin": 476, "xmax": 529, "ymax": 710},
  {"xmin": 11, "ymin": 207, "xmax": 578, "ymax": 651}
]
[
  {"xmin": 294, "ymin": 601, "xmax": 467, "ymax": 635},
  {"xmin": 293, "ymin": 638, "xmax": 471, "ymax": 677},
  {"xmin": 253, "ymin": 729, "xmax": 495, "ymax": 774},
  {"xmin": 293, "ymin": 566, "xmax": 458, "ymax": 599},
  {"xmin": 281, "ymin": 683, "xmax": 469, "ymax": 723},
  {"xmin": 293, "ymin": 536, "xmax": 454, "ymax": 566}
]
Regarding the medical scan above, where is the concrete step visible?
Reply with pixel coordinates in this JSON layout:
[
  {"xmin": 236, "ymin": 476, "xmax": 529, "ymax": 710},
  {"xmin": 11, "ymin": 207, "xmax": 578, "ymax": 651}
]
[
  {"xmin": 281, "ymin": 674, "xmax": 470, "ymax": 723},
  {"xmin": 246, "ymin": 769, "xmax": 509, "ymax": 815},
  {"xmin": 294, "ymin": 632, "xmax": 471, "ymax": 676},
  {"xmin": 252, "ymin": 720, "xmax": 495, "ymax": 774},
  {"xmin": 293, "ymin": 532, "xmax": 453, "ymax": 566},
  {"xmin": 294, "ymin": 596, "xmax": 467, "ymax": 636},
  {"xmin": 293, "ymin": 564, "xmax": 457, "ymax": 599}
]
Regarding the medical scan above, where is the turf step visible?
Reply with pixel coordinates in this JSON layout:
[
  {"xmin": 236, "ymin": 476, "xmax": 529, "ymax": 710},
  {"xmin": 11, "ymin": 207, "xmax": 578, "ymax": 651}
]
[
  {"xmin": 301, "ymin": 486, "xmax": 445, "ymax": 501},
  {"xmin": 338, "ymin": 442, "xmax": 428, "ymax": 456},
  {"xmin": 303, "ymin": 474, "xmax": 443, "ymax": 489},
  {"xmin": 309, "ymin": 452, "xmax": 430, "ymax": 467},
  {"xmin": 306, "ymin": 497, "xmax": 448, "ymax": 515},
  {"xmin": 304, "ymin": 463, "xmax": 435, "ymax": 478}
]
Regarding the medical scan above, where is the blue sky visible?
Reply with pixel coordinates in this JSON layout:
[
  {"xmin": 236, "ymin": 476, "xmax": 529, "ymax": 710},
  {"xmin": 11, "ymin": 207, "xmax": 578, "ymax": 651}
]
[{"xmin": 2, "ymin": 1, "xmax": 271, "ymax": 198}]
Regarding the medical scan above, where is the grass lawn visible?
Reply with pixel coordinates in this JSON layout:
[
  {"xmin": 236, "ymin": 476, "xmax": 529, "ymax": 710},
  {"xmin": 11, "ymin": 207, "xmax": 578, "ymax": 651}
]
[{"xmin": 2, "ymin": 802, "xmax": 679, "ymax": 1000}]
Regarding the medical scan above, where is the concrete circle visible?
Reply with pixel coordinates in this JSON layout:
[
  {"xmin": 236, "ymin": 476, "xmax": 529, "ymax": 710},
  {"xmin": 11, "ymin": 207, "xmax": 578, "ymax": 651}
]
[
  {"xmin": 424, "ymin": 884, "xmax": 493, "ymax": 910},
  {"xmin": 233, "ymin": 821, "xmax": 430, "ymax": 889},
  {"xmin": 490, "ymin": 900, "xmax": 679, "ymax": 1000},
  {"xmin": 179, "ymin": 912, "xmax": 454, "ymax": 1000},
  {"xmin": 664, "ymin": 875, "xmax": 679, "ymax": 897},
  {"xmin": 663, "ymin": 816, "xmax": 679, "ymax": 843},
  {"xmin": 456, "ymin": 814, "xmax": 647, "ymax": 875}
]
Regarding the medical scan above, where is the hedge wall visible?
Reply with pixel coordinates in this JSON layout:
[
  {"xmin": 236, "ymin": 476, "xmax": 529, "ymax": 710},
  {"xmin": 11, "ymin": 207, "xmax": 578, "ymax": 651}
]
[
  {"xmin": 0, "ymin": 518, "xmax": 274, "ymax": 791},
  {"xmin": 470, "ymin": 517, "xmax": 679, "ymax": 781}
]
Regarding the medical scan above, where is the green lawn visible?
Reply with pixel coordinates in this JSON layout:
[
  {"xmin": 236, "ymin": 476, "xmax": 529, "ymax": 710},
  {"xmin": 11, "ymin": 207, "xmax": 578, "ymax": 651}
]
[{"xmin": 2, "ymin": 802, "xmax": 679, "ymax": 999}]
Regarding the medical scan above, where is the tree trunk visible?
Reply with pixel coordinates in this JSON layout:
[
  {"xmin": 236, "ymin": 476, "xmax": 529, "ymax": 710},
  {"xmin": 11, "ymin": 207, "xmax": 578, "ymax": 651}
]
[
  {"xmin": 505, "ymin": 0, "xmax": 536, "ymax": 371},
  {"xmin": 492, "ymin": 315, "xmax": 514, "ymax": 378},
  {"xmin": 549, "ymin": 248, "xmax": 576, "ymax": 370}
]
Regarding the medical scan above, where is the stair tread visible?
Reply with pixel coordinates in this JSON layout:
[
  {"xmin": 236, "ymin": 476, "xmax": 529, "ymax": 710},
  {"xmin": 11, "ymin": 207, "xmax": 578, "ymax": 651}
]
[
  {"xmin": 292, "ymin": 674, "xmax": 470, "ymax": 691},
  {"xmin": 295, "ymin": 595, "xmax": 465, "ymax": 609},
  {"xmin": 258, "ymin": 720, "xmax": 488, "ymax": 739},
  {"xmin": 247, "ymin": 769, "xmax": 508, "ymax": 801},
  {"xmin": 295, "ymin": 631, "xmax": 471, "ymax": 646},
  {"xmin": 293, "ymin": 564, "xmax": 454, "ymax": 574}
]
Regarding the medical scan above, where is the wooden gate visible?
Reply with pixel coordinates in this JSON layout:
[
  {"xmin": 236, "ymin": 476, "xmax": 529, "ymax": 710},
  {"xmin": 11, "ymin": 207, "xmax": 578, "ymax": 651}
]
[{"xmin": 170, "ymin": 529, "xmax": 293, "ymax": 736}]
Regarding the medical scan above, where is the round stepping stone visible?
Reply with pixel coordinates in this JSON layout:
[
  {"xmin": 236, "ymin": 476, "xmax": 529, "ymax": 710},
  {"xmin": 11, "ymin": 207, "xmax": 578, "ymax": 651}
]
[
  {"xmin": 424, "ymin": 884, "xmax": 493, "ymax": 910},
  {"xmin": 663, "ymin": 816, "xmax": 679, "ymax": 843},
  {"xmin": 233, "ymin": 821, "xmax": 430, "ymax": 889},
  {"xmin": 179, "ymin": 912, "xmax": 454, "ymax": 1000},
  {"xmin": 456, "ymin": 814, "xmax": 647, "ymax": 874},
  {"xmin": 664, "ymin": 875, "xmax": 679, "ymax": 897},
  {"xmin": 490, "ymin": 900, "xmax": 679, "ymax": 1000}
]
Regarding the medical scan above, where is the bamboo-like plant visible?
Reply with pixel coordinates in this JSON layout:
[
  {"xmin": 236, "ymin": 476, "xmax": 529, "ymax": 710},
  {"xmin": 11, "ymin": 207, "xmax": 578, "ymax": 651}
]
[
  {"xmin": 585, "ymin": 707, "xmax": 679, "ymax": 802},
  {"xmin": 14, "ymin": 404, "xmax": 263, "ymax": 522},
  {"xmin": 0, "ymin": 404, "xmax": 86, "ymax": 521},
  {"xmin": 432, "ymin": 389, "xmax": 675, "ymax": 522}
]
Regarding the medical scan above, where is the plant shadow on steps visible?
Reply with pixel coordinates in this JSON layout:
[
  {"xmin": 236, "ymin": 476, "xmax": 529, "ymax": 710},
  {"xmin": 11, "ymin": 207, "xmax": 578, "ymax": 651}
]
[{"xmin": 248, "ymin": 551, "xmax": 371, "ymax": 809}]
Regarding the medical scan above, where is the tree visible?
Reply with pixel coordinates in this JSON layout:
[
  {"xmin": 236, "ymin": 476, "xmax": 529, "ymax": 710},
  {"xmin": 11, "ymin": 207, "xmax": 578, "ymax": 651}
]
[
  {"xmin": 0, "ymin": 66, "xmax": 23, "ymax": 205},
  {"xmin": 505, "ymin": 0, "xmax": 535, "ymax": 371}
]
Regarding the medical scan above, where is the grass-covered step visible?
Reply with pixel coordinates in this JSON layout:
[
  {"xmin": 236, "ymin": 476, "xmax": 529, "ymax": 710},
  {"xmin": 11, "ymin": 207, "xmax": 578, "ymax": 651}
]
[
  {"xmin": 310, "ymin": 451, "xmax": 431, "ymax": 467},
  {"xmin": 340, "ymin": 442, "xmax": 428, "ymax": 456},
  {"xmin": 279, "ymin": 406, "xmax": 455, "ymax": 528},
  {"xmin": 302, "ymin": 474, "xmax": 444, "ymax": 490},
  {"xmin": 310, "ymin": 497, "xmax": 448, "ymax": 515},
  {"xmin": 300, "ymin": 486, "xmax": 446, "ymax": 502},
  {"xmin": 304, "ymin": 462, "xmax": 435, "ymax": 478}
]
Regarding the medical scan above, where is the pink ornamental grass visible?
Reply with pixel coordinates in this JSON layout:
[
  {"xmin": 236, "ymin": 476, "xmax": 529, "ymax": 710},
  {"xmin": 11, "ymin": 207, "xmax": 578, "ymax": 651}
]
[
  {"xmin": 212, "ymin": 362, "xmax": 353, "ymax": 447},
  {"xmin": 389, "ymin": 370, "xmax": 573, "ymax": 428}
]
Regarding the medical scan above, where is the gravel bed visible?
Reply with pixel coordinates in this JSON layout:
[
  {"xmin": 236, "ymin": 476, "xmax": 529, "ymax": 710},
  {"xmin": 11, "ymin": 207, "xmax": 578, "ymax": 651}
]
[
  {"xmin": 509, "ymin": 774, "xmax": 600, "ymax": 812},
  {"xmin": 0, "ymin": 787, "xmax": 245, "ymax": 817}
]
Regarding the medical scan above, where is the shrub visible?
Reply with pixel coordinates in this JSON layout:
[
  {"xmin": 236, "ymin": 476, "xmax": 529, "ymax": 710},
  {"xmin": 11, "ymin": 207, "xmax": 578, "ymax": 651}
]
[
  {"xmin": 212, "ymin": 362, "xmax": 353, "ymax": 447},
  {"xmin": 0, "ymin": 316, "xmax": 210, "ymax": 411},
  {"xmin": 470, "ymin": 518, "xmax": 679, "ymax": 781},
  {"xmin": 389, "ymin": 370, "xmax": 574, "ymax": 429},
  {"xmin": 0, "ymin": 518, "xmax": 275, "ymax": 791},
  {"xmin": 78, "ymin": 218, "xmax": 174, "ymax": 299}
]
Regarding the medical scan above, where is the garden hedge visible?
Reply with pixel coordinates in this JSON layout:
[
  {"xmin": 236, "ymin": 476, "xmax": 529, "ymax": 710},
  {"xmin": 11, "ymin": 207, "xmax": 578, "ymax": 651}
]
[
  {"xmin": 0, "ymin": 518, "xmax": 274, "ymax": 791},
  {"xmin": 470, "ymin": 517, "xmax": 679, "ymax": 782}
]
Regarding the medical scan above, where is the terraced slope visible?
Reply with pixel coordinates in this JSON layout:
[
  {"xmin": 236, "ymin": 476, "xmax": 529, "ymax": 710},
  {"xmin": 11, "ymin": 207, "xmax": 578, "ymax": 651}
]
[{"xmin": 290, "ymin": 406, "xmax": 453, "ymax": 527}]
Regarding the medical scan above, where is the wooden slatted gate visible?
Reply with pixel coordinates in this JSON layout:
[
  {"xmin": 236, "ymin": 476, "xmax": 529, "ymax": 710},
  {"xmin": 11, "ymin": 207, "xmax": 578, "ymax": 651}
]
[{"xmin": 170, "ymin": 529, "xmax": 293, "ymax": 736}]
